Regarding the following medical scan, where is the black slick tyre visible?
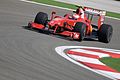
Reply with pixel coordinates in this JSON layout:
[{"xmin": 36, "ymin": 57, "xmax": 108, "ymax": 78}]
[
  {"xmin": 74, "ymin": 22, "xmax": 86, "ymax": 41},
  {"xmin": 98, "ymin": 24, "xmax": 113, "ymax": 43},
  {"xmin": 34, "ymin": 12, "xmax": 48, "ymax": 26}
]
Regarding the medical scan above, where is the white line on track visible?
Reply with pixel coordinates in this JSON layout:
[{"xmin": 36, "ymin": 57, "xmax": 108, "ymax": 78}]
[
  {"xmin": 96, "ymin": 70, "xmax": 120, "ymax": 79},
  {"xmin": 20, "ymin": 0, "xmax": 120, "ymax": 21}
]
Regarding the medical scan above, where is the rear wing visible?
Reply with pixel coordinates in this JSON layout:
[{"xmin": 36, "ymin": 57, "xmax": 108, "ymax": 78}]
[
  {"xmin": 75, "ymin": 6, "xmax": 106, "ymax": 28},
  {"xmin": 84, "ymin": 7, "xmax": 106, "ymax": 16},
  {"xmin": 83, "ymin": 7, "xmax": 106, "ymax": 28}
]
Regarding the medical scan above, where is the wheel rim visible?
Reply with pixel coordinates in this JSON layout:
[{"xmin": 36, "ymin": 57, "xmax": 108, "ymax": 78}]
[
  {"xmin": 81, "ymin": 25, "xmax": 86, "ymax": 40},
  {"xmin": 107, "ymin": 26, "xmax": 113, "ymax": 42}
]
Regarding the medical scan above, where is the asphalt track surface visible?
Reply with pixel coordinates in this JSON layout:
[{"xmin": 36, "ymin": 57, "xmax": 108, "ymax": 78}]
[{"xmin": 0, "ymin": 0, "xmax": 120, "ymax": 80}]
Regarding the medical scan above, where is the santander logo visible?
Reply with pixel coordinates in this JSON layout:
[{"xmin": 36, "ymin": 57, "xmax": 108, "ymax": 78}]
[
  {"xmin": 55, "ymin": 46, "xmax": 120, "ymax": 80},
  {"xmin": 84, "ymin": 7, "xmax": 106, "ymax": 15}
]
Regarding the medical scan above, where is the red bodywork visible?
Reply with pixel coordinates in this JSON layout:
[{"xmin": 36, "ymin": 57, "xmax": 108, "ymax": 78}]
[{"xmin": 29, "ymin": 7, "xmax": 106, "ymax": 40}]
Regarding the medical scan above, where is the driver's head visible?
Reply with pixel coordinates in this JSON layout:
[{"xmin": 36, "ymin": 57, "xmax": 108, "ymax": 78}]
[
  {"xmin": 76, "ymin": 8, "xmax": 80, "ymax": 14},
  {"xmin": 76, "ymin": 8, "xmax": 83, "ymax": 15}
]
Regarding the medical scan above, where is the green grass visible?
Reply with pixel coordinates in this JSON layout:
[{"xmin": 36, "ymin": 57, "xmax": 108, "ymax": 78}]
[
  {"xmin": 32, "ymin": 0, "xmax": 76, "ymax": 9},
  {"xmin": 31, "ymin": 0, "xmax": 120, "ymax": 19},
  {"xmin": 100, "ymin": 57, "xmax": 120, "ymax": 72},
  {"xmin": 107, "ymin": 11, "xmax": 120, "ymax": 19}
]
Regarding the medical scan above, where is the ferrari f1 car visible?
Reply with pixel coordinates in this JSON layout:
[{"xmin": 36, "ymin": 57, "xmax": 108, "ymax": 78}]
[{"xmin": 28, "ymin": 6, "xmax": 113, "ymax": 43}]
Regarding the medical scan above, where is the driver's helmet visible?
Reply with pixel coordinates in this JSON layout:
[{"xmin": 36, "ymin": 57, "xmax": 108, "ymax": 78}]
[
  {"xmin": 75, "ymin": 8, "xmax": 84, "ymax": 19},
  {"xmin": 76, "ymin": 8, "xmax": 84, "ymax": 15}
]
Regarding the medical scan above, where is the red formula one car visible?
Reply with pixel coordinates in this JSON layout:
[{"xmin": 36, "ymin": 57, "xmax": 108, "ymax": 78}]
[{"xmin": 28, "ymin": 6, "xmax": 113, "ymax": 43}]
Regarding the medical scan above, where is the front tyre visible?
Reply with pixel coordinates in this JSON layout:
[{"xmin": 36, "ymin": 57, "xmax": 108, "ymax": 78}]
[
  {"xmin": 98, "ymin": 24, "xmax": 113, "ymax": 43},
  {"xmin": 34, "ymin": 12, "xmax": 48, "ymax": 26},
  {"xmin": 74, "ymin": 22, "xmax": 86, "ymax": 41}
]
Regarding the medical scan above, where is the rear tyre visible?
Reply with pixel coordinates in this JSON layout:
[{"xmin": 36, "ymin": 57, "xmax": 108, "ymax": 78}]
[
  {"xmin": 34, "ymin": 12, "xmax": 48, "ymax": 26},
  {"xmin": 98, "ymin": 24, "xmax": 113, "ymax": 43},
  {"xmin": 74, "ymin": 22, "xmax": 86, "ymax": 41}
]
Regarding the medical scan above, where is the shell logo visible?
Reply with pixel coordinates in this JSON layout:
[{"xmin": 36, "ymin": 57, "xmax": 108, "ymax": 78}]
[{"xmin": 55, "ymin": 46, "xmax": 120, "ymax": 80}]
